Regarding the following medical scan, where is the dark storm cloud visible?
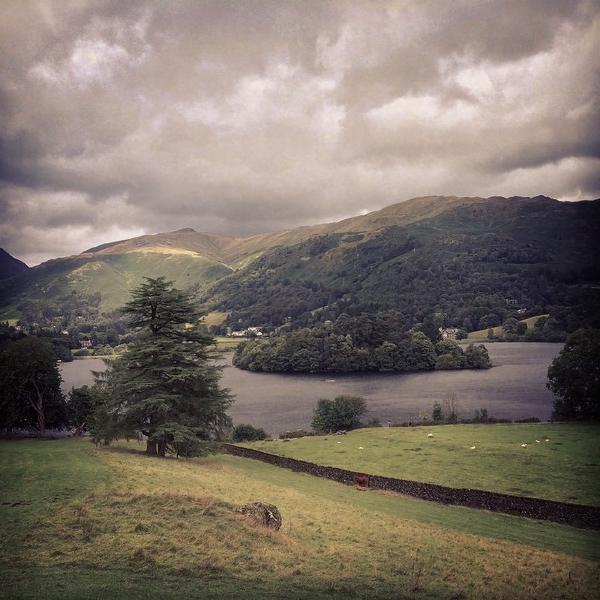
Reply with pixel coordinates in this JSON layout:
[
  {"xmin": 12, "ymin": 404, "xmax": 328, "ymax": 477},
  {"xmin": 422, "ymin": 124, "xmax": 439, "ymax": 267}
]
[{"xmin": 0, "ymin": 0, "xmax": 599, "ymax": 265}]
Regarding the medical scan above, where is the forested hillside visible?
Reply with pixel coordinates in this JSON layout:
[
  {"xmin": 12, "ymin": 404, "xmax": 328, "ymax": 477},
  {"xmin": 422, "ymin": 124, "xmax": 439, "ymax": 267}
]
[{"xmin": 207, "ymin": 196, "xmax": 600, "ymax": 334}]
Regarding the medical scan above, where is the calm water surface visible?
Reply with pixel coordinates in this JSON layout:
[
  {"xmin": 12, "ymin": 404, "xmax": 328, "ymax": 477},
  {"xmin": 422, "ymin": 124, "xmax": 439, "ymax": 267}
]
[{"xmin": 60, "ymin": 342, "xmax": 561, "ymax": 435}]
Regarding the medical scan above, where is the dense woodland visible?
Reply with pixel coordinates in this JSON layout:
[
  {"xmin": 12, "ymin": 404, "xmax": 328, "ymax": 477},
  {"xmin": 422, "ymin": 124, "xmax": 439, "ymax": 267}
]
[
  {"xmin": 233, "ymin": 313, "xmax": 491, "ymax": 373},
  {"xmin": 209, "ymin": 199, "xmax": 600, "ymax": 336}
]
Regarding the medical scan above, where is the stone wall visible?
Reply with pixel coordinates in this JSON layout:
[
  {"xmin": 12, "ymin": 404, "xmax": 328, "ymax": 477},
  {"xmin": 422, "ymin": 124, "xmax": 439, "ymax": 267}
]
[{"xmin": 222, "ymin": 443, "xmax": 600, "ymax": 529}]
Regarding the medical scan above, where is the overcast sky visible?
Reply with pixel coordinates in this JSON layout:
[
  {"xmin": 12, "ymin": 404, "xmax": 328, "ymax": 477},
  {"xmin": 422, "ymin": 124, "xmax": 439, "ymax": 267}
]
[{"xmin": 1, "ymin": 0, "xmax": 599, "ymax": 265}]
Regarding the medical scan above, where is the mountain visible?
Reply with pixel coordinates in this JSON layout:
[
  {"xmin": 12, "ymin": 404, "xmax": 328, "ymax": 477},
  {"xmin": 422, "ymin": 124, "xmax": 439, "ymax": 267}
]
[
  {"xmin": 205, "ymin": 195, "xmax": 600, "ymax": 331},
  {"xmin": 0, "ymin": 195, "xmax": 493, "ymax": 314},
  {"xmin": 1, "ymin": 196, "xmax": 599, "ymax": 334},
  {"xmin": 0, "ymin": 249, "xmax": 29, "ymax": 280}
]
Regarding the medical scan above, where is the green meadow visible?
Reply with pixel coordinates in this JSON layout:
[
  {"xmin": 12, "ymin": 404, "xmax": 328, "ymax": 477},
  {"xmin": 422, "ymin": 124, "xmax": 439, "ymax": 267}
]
[
  {"xmin": 466, "ymin": 315, "xmax": 548, "ymax": 341},
  {"xmin": 242, "ymin": 423, "xmax": 600, "ymax": 506},
  {"xmin": 0, "ymin": 438, "xmax": 599, "ymax": 599}
]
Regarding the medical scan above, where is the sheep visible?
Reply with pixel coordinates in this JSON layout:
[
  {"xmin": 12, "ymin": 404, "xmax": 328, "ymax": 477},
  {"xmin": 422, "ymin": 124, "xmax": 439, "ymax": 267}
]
[
  {"xmin": 427, "ymin": 433, "xmax": 434, "ymax": 438},
  {"xmin": 535, "ymin": 440, "xmax": 541, "ymax": 443},
  {"xmin": 521, "ymin": 443, "xmax": 528, "ymax": 448},
  {"xmin": 358, "ymin": 446, "xmax": 365, "ymax": 450},
  {"xmin": 470, "ymin": 446, "xmax": 476, "ymax": 450}
]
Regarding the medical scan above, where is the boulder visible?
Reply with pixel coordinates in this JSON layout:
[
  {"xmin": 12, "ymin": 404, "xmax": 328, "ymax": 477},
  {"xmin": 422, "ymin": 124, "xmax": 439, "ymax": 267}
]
[{"xmin": 236, "ymin": 502, "xmax": 282, "ymax": 530}]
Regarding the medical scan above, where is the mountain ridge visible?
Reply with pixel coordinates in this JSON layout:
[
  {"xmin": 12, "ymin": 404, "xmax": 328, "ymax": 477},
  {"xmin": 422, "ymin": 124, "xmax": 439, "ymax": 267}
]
[
  {"xmin": 0, "ymin": 248, "xmax": 29, "ymax": 280},
  {"xmin": 75, "ymin": 194, "xmax": 564, "ymax": 266},
  {"xmin": 1, "ymin": 195, "xmax": 598, "ymax": 319}
]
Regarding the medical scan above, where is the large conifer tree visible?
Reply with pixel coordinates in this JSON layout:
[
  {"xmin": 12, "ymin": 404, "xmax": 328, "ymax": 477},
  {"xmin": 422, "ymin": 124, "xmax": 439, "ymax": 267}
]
[{"xmin": 93, "ymin": 277, "xmax": 233, "ymax": 455}]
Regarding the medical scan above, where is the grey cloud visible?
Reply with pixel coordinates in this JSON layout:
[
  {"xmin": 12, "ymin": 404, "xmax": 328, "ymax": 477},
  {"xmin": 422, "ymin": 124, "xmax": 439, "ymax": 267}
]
[{"xmin": 0, "ymin": 0, "xmax": 599, "ymax": 265}]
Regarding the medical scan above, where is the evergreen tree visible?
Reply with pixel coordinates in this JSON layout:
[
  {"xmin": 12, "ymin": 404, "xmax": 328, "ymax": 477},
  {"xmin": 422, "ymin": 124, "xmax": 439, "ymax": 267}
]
[{"xmin": 92, "ymin": 277, "xmax": 233, "ymax": 456}]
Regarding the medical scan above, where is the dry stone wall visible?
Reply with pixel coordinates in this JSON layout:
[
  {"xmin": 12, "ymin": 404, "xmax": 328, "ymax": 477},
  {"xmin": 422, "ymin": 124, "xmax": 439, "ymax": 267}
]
[{"xmin": 222, "ymin": 443, "xmax": 600, "ymax": 530}]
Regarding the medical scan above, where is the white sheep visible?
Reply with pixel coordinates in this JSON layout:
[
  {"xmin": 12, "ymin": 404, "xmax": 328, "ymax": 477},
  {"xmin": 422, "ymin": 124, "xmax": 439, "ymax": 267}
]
[
  {"xmin": 358, "ymin": 446, "xmax": 365, "ymax": 450},
  {"xmin": 521, "ymin": 443, "xmax": 528, "ymax": 448},
  {"xmin": 470, "ymin": 446, "xmax": 476, "ymax": 450},
  {"xmin": 427, "ymin": 433, "xmax": 434, "ymax": 438},
  {"xmin": 535, "ymin": 440, "xmax": 541, "ymax": 443}
]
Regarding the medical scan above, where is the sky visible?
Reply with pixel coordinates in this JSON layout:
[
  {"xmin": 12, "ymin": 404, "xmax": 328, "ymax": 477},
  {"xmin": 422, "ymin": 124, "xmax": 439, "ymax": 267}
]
[{"xmin": 1, "ymin": 0, "xmax": 599, "ymax": 266}]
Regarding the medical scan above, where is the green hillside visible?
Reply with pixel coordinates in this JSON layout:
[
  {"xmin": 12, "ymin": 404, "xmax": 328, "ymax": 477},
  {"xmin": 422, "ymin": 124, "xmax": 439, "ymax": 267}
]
[
  {"xmin": 0, "ymin": 244, "xmax": 234, "ymax": 315},
  {"xmin": 466, "ymin": 314, "xmax": 548, "ymax": 341},
  {"xmin": 207, "ymin": 196, "xmax": 600, "ymax": 331},
  {"xmin": 1, "ymin": 438, "xmax": 598, "ymax": 599}
]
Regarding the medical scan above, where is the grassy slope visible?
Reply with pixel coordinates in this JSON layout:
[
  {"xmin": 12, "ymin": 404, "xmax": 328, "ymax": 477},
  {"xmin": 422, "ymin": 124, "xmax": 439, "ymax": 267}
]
[
  {"xmin": 467, "ymin": 315, "xmax": 548, "ymax": 341},
  {"xmin": 242, "ymin": 423, "xmax": 600, "ymax": 506},
  {"xmin": 67, "ymin": 253, "xmax": 233, "ymax": 312},
  {"xmin": 213, "ymin": 336, "xmax": 249, "ymax": 351},
  {"xmin": 1, "ymin": 439, "xmax": 598, "ymax": 600},
  {"xmin": 0, "ymin": 250, "xmax": 234, "ymax": 316}
]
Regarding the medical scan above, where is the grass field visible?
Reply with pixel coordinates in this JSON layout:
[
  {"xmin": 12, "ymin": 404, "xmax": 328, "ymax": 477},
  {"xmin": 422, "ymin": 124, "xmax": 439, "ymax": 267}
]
[
  {"xmin": 466, "ymin": 315, "xmax": 548, "ymax": 341},
  {"xmin": 202, "ymin": 311, "xmax": 229, "ymax": 327},
  {"xmin": 213, "ymin": 336, "xmax": 249, "ymax": 351},
  {"xmin": 242, "ymin": 423, "xmax": 600, "ymax": 506},
  {"xmin": 1, "ymin": 438, "xmax": 598, "ymax": 599}
]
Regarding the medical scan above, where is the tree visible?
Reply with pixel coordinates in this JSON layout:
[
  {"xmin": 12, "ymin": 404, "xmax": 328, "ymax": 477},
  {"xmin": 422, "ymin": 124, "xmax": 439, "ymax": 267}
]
[
  {"xmin": 432, "ymin": 401, "xmax": 443, "ymax": 421},
  {"xmin": 312, "ymin": 396, "xmax": 367, "ymax": 433},
  {"xmin": 0, "ymin": 337, "xmax": 66, "ymax": 435},
  {"xmin": 548, "ymin": 329, "xmax": 600, "ymax": 420},
  {"xmin": 464, "ymin": 344, "xmax": 492, "ymax": 369},
  {"xmin": 421, "ymin": 314, "xmax": 442, "ymax": 343},
  {"xmin": 435, "ymin": 340, "xmax": 465, "ymax": 370},
  {"xmin": 232, "ymin": 424, "xmax": 267, "ymax": 442},
  {"xmin": 67, "ymin": 385, "xmax": 98, "ymax": 436},
  {"xmin": 503, "ymin": 317, "xmax": 527, "ymax": 338},
  {"xmin": 442, "ymin": 392, "xmax": 459, "ymax": 423},
  {"xmin": 91, "ymin": 277, "xmax": 234, "ymax": 455}
]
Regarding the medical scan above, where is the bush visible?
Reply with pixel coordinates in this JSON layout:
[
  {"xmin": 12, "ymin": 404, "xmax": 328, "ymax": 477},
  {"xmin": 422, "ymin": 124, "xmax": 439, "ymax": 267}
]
[
  {"xmin": 312, "ymin": 396, "xmax": 367, "ymax": 433},
  {"xmin": 232, "ymin": 423, "xmax": 268, "ymax": 442},
  {"xmin": 279, "ymin": 430, "xmax": 312, "ymax": 439}
]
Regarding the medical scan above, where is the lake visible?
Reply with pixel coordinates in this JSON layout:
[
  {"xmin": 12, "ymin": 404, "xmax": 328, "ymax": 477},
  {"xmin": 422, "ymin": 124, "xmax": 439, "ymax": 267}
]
[{"xmin": 60, "ymin": 342, "xmax": 562, "ymax": 435}]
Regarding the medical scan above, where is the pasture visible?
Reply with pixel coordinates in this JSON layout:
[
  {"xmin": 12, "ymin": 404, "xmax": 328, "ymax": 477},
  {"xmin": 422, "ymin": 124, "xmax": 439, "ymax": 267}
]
[
  {"xmin": 242, "ymin": 423, "xmax": 600, "ymax": 505},
  {"xmin": 466, "ymin": 315, "xmax": 547, "ymax": 341},
  {"xmin": 0, "ymin": 438, "xmax": 598, "ymax": 599}
]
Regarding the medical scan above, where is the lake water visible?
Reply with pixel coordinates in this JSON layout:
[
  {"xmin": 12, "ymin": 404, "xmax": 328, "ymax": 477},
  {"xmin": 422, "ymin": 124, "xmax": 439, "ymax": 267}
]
[{"xmin": 60, "ymin": 342, "xmax": 562, "ymax": 435}]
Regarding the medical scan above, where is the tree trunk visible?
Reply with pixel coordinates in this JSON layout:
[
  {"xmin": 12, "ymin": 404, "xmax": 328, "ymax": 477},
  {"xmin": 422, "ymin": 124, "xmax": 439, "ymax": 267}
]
[
  {"xmin": 146, "ymin": 440, "xmax": 157, "ymax": 455},
  {"xmin": 157, "ymin": 440, "xmax": 167, "ymax": 457},
  {"xmin": 30, "ymin": 381, "xmax": 46, "ymax": 437}
]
